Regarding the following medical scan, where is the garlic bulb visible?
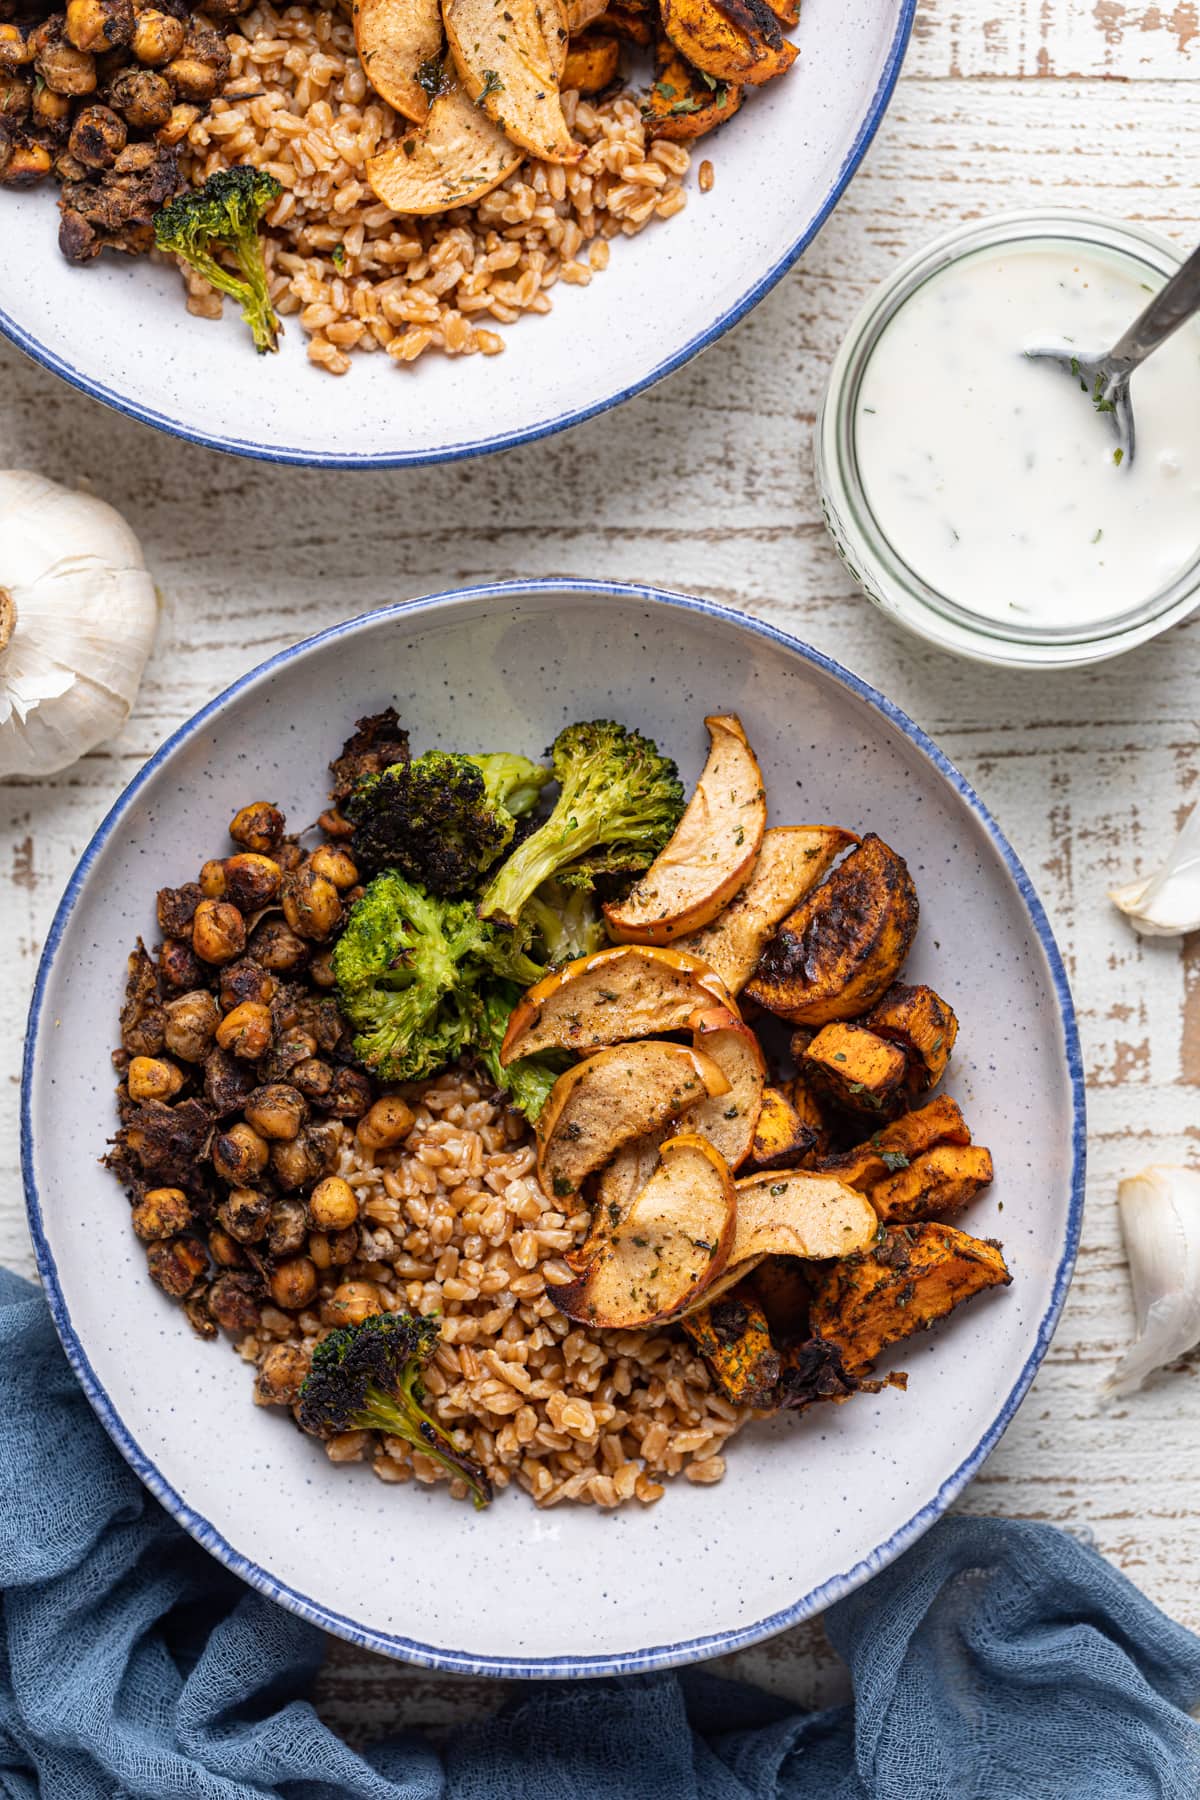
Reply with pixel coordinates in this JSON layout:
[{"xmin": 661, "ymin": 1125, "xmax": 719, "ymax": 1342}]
[
  {"xmin": 1109, "ymin": 805, "xmax": 1200, "ymax": 936},
  {"xmin": 1104, "ymin": 1165, "xmax": 1200, "ymax": 1398},
  {"xmin": 0, "ymin": 470, "xmax": 158, "ymax": 779}
]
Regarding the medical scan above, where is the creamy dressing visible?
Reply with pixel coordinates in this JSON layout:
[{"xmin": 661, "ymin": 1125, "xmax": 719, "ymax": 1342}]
[{"xmin": 854, "ymin": 243, "xmax": 1200, "ymax": 629}]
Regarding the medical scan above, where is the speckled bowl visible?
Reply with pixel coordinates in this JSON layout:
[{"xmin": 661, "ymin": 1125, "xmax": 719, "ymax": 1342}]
[
  {"xmin": 22, "ymin": 581, "xmax": 1085, "ymax": 1676},
  {"xmin": 0, "ymin": 0, "xmax": 913, "ymax": 466}
]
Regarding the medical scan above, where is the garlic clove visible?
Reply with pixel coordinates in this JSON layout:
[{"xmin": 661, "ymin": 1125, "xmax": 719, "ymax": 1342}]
[
  {"xmin": 1104, "ymin": 1164, "xmax": 1200, "ymax": 1397},
  {"xmin": 1109, "ymin": 805, "xmax": 1200, "ymax": 937}
]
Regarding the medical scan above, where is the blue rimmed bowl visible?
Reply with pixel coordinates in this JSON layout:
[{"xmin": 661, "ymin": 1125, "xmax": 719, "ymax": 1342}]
[{"xmin": 22, "ymin": 581, "xmax": 1084, "ymax": 1675}]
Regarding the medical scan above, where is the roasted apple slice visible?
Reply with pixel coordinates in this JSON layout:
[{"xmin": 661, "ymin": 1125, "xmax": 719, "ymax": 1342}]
[
  {"xmin": 443, "ymin": 0, "xmax": 578, "ymax": 163},
  {"xmin": 605, "ymin": 715, "xmax": 766, "ymax": 944},
  {"xmin": 500, "ymin": 944, "xmax": 736, "ymax": 1064},
  {"xmin": 675, "ymin": 825, "xmax": 855, "ymax": 992},
  {"xmin": 555, "ymin": 1133, "xmax": 736, "ymax": 1327},
  {"xmin": 643, "ymin": 35, "xmax": 743, "ymax": 142},
  {"xmin": 353, "ymin": 0, "xmax": 445, "ymax": 123},
  {"xmin": 660, "ymin": 0, "xmax": 796, "ymax": 85},
  {"xmin": 682, "ymin": 1168, "xmax": 880, "ymax": 1313},
  {"xmin": 563, "ymin": 29, "xmax": 620, "ymax": 89},
  {"xmin": 567, "ymin": 1128, "xmax": 666, "ymax": 1272},
  {"xmin": 536, "ymin": 1040, "xmax": 729, "ymax": 1201},
  {"xmin": 744, "ymin": 834, "xmax": 919, "ymax": 1025},
  {"xmin": 366, "ymin": 82, "xmax": 523, "ymax": 213},
  {"xmin": 688, "ymin": 1005, "xmax": 766, "ymax": 1171}
]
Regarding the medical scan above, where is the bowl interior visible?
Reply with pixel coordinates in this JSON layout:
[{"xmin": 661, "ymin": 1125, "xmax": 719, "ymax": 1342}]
[
  {"xmin": 0, "ymin": 0, "xmax": 910, "ymax": 464},
  {"xmin": 24, "ymin": 585, "xmax": 1081, "ymax": 1674}
]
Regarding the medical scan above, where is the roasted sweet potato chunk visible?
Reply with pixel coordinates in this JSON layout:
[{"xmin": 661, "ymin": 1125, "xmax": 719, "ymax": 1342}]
[
  {"xmin": 660, "ymin": 0, "xmax": 796, "ymax": 84},
  {"xmin": 642, "ymin": 35, "xmax": 742, "ymax": 141},
  {"xmin": 682, "ymin": 1287, "xmax": 781, "ymax": 1406},
  {"xmin": 565, "ymin": 0, "xmax": 608, "ymax": 27},
  {"xmin": 866, "ymin": 982, "xmax": 958, "ymax": 1094},
  {"xmin": 745, "ymin": 834, "xmax": 919, "ymax": 1025},
  {"xmin": 870, "ymin": 1143, "xmax": 994, "ymax": 1224},
  {"xmin": 563, "ymin": 28, "xmax": 619, "ymax": 89},
  {"xmin": 748, "ymin": 1084, "xmax": 819, "ymax": 1172},
  {"xmin": 820, "ymin": 1095, "xmax": 971, "ymax": 1192},
  {"xmin": 748, "ymin": 1256, "xmax": 811, "ymax": 1336},
  {"xmin": 593, "ymin": 0, "xmax": 652, "ymax": 41},
  {"xmin": 802, "ymin": 1021, "xmax": 908, "ymax": 1120},
  {"xmin": 808, "ymin": 1222, "xmax": 1011, "ymax": 1374}
]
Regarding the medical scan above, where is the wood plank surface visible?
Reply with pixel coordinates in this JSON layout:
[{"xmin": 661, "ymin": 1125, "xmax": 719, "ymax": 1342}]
[{"xmin": 2, "ymin": 0, "xmax": 1199, "ymax": 1732}]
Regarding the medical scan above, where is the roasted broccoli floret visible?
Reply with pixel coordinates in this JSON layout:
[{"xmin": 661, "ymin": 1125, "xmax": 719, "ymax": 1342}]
[
  {"xmin": 297, "ymin": 1312, "xmax": 492, "ymax": 1508},
  {"xmin": 522, "ymin": 879, "xmax": 609, "ymax": 967},
  {"xmin": 476, "ymin": 981, "xmax": 569, "ymax": 1121},
  {"xmin": 154, "ymin": 166, "xmax": 282, "ymax": 354},
  {"xmin": 478, "ymin": 721, "xmax": 685, "ymax": 927},
  {"xmin": 346, "ymin": 749, "xmax": 552, "ymax": 895}
]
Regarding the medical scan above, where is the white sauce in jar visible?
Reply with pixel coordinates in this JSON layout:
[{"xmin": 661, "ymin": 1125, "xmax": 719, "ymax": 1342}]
[{"xmin": 853, "ymin": 242, "xmax": 1200, "ymax": 629}]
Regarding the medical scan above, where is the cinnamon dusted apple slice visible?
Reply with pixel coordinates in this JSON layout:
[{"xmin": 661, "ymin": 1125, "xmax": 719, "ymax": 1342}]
[
  {"xmin": 536, "ymin": 1041, "xmax": 729, "ymax": 1202},
  {"xmin": 443, "ymin": 0, "xmax": 578, "ymax": 163},
  {"xmin": 555, "ymin": 1134, "xmax": 735, "ymax": 1327},
  {"xmin": 675, "ymin": 825, "xmax": 857, "ymax": 992},
  {"xmin": 687, "ymin": 1005, "xmax": 766, "ymax": 1172},
  {"xmin": 353, "ymin": 0, "xmax": 444, "ymax": 123},
  {"xmin": 680, "ymin": 1169, "xmax": 879, "ymax": 1313},
  {"xmin": 566, "ymin": 1128, "xmax": 666, "ymax": 1272},
  {"xmin": 500, "ymin": 945, "xmax": 736, "ymax": 1065},
  {"xmin": 366, "ymin": 83, "xmax": 522, "ymax": 214},
  {"xmin": 604, "ymin": 715, "xmax": 766, "ymax": 945}
]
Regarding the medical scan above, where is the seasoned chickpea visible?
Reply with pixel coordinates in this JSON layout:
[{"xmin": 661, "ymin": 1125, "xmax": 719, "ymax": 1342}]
[
  {"xmin": 269, "ymin": 1256, "xmax": 317, "ymax": 1311},
  {"xmin": 275, "ymin": 840, "xmax": 305, "ymax": 873},
  {"xmin": 0, "ymin": 24, "xmax": 35, "ymax": 67},
  {"xmin": 309, "ymin": 1174, "xmax": 359, "ymax": 1232},
  {"xmin": 307, "ymin": 1227, "xmax": 358, "ymax": 1270},
  {"xmin": 131, "ymin": 5, "xmax": 184, "ymax": 63},
  {"xmin": 267, "ymin": 1197, "xmax": 308, "ymax": 1256},
  {"xmin": 326, "ymin": 1067, "xmax": 373, "ymax": 1118},
  {"xmin": 146, "ymin": 1235, "xmax": 207, "ymax": 1297},
  {"xmin": 218, "ymin": 1186, "xmax": 270, "ymax": 1243},
  {"xmin": 199, "ymin": 858, "xmax": 227, "ymax": 898},
  {"xmin": 249, "ymin": 917, "xmax": 310, "ymax": 973},
  {"xmin": 0, "ymin": 72, "xmax": 29, "ymax": 123},
  {"xmin": 308, "ymin": 949, "xmax": 336, "ymax": 989},
  {"xmin": 68, "ymin": 100, "xmax": 125, "ymax": 167},
  {"xmin": 131, "ymin": 1185, "xmax": 191, "ymax": 1239},
  {"xmin": 229, "ymin": 801, "xmax": 284, "ymax": 854},
  {"xmin": 208, "ymin": 1226, "xmax": 243, "ymax": 1268},
  {"xmin": 34, "ymin": 20, "xmax": 97, "ymax": 94},
  {"xmin": 244, "ymin": 1082, "xmax": 306, "ymax": 1141},
  {"xmin": 209, "ymin": 1272, "xmax": 261, "ymax": 1331},
  {"xmin": 66, "ymin": 0, "xmax": 133, "ymax": 52},
  {"xmin": 290, "ymin": 1056, "xmax": 333, "ymax": 1104},
  {"xmin": 211, "ymin": 1121, "xmax": 269, "ymax": 1185},
  {"xmin": 357, "ymin": 1095, "xmax": 415, "ymax": 1152},
  {"xmin": 127, "ymin": 1055, "xmax": 184, "ymax": 1102},
  {"xmin": 324, "ymin": 1280, "xmax": 382, "ymax": 1327},
  {"xmin": 31, "ymin": 83, "xmax": 71, "ymax": 132},
  {"xmin": 158, "ymin": 935, "xmax": 203, "ymax": 991},
  {"xmin": 218, "ymin": 957, "xmax": 275, "ymax": 1012},
  {"xmin": 192, "ymin": 898, "xmax": 246, "ymax": 965},
  {"xmin": 281, "ymin": 867, "xmax": 341, "ymax": 942},
  {"xmin": 155, "ymin": 97, "xmax": 198, "ymax": 144},
  {"xmin": 270, "ymin": 1132, "xmax": 324, "ymax": 1193},
  {"xmin": 214, "ymin": 1000, "xmax": 272, "ymax": 1059},
  {"xmin": 162, "ymin": 989, "xmax": 220, "ymax": 1062},
  {"xmin": 309, "ymin": 844, "xmax": 358, "ymax": 889},
  {"xmin": 105, "ymin": 64, "xmax": 171, "ymax": 128},
  {"xmin": 0, "ymin": 139, "xmax": 51, "ymax": 183},
  {"xmin": 254, "ymin": 1342, "xmax": 309, "ymax": 1407},
  {"xmin": 222, "ymin": 852, "xmax": 282, "ymax": 910},
  {"xmin": 318, "ymin": 805, "xmax": 353, "ymax": 839}
]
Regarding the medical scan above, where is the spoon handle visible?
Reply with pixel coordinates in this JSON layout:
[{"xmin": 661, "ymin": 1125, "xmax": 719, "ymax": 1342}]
[{"xmin": 1109, "ymin": 242, "xmax": 1200, "ymax": 369}]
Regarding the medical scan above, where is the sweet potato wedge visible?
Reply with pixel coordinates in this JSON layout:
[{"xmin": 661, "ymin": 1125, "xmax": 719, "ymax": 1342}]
[
  {"xmin": 682, "ymin": 1288, "xmax": 781, "ymax": 1406},
  {"xmin": 565, "ymin": 0, "xmax": 608, "ymax": 28},
  {"xmin": 744, "ymin": 834, "xmax": 919, "ymax": 1025},
  {"xmin": 443, "ymin": 0, "xmax": 577, "ymax": 162},
  {"xmin": 688, "ymin": 1006, "xmax": 767, "ymax": 1171},
  {"xmin": 563, "ymin": 28, "xmax": 619, "ymax": 88},
  {"xmin": 366, "ymin": 82, "xmax": 522, "ymax": 212},
  {"xmin": 748, "ymin": 1256, "xmax": 812, "ymax": 1336},
  {"xmin": 660, "ymin": 0, "xmax": 796, "ymax": 85},
  {"xmin": 605, "ymin": 714, "xmax": 766, "ymax": 944},
  {"xmin": 808, "ymin": 1221, "xmax": 1011, "ymax": 1374},
  {"xmin": 555, "ymin": 1133, "xmax": 736, "ymax": 1328},
  {"xmin": 537, "ymin": 1040, "xmax": 728, "ymax": 1201},
  {"xmin": 593, "ymin": 0, "xmax": 652, "ymax": 41},
  {"xmin": 642, "ymin": 35, "xmax": 742, "ymax": 141},
  {"xmin": 819, "ymin": 1095, "xmax": 971, "ymax": 1192},
  {"xmin": 676, "ymin": 825, "xmax": 855, "ymax": 991},
  {"xmin": 353, "ymin": 0, "xmax": 444, "ymax": 123},
  {"xmin": 869, "ymin": 1143, "xmax": 994, "ymax": 1225},
  {"xmin": 748, "ymin": 1084, "xmax": 820, "ymax": 1172},
  {"xmin": 802, "ymin": 1021, "xmax": 909, "ymax": 1120},
  {"xmin": 865, "ymin": 983, "xmax": 958, "ymax": 1094},
  {"xmin": 501, "ymin": 945, "xmax": 735, "ymax": 1063}
]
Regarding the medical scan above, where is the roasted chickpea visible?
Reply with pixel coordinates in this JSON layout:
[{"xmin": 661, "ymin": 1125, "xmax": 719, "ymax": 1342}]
[
  {"xmin": 33, "ymin": 19, "xmax": 97, "ymax": 94},
  {"xmin": 249, "ymin": 916, "xmax": 310, "ymax": 973},
  {"xmin": 105, "ymin": 64, "xmax": 170, "ymax": 128},
  {"xmin": 214, "ymin": 999, "xmax": 272, "ymax": 1059},
  {"xmin": 199, "ymin": 857, "xmax": 227, "ymax": 898},
  {"xmin": 309, "ymin": 1174, "xmax": 359, "ymax": 1231},
  {"xmin": 309, "ymin": 844, "xmax": 358, "ymax": 889},
  {"xmin": 220, "ymin": 852, "xmax": 282, "ymax": 910},
  {"xmin": 146, "ymin": 1234, "xmax": 207, "ymax": 1296},
  {"xmin": 208, "ymin": 1226, "xmax": 243, "ymax": 1268},
  {"xmin": 68, "ymin": 100, "xmax": 125, "ymax": 167},
  {"xmin": 204, "ymin": 1045, "xmax": 256, "ymax": 1115},
  {"xmin": 53, "ymin": 147, "xmax": 88, "ymax": 182},
  {"xmin": 218, "ymin": 1186, "xmax": 271, "ymax": 1243},
  {"xmin": 267, "ymin": 1197, "xmax": 308, "ymax": 1255},
  {"xmin": 156, "ymin": 881, "xmax": 201, "ymax": 936},
  {"xmin": 280, "ymin": 867, "xmax": 341, "ymax": 942},
  {"xmin": 0, "ymin": 72, "xmax": 30, "ymax": 124},
  {"xmin": 357, "ymin": 1095, "xmax": 415, "ymax": 1152},
  {"xmin": 66, "ymin": 0, "xmax": 133, "ymax": 52},
  {"xmin": 183, "ymin": 1289, "xmax": 217, "ymax": 1340},
  {"xmin": 158, "ymin": 935, "xmax": 203, "ymax": 991},
  {"xmin": 31, "ymin": 82, "xmax": 72, "ymax": 132},
  {"xmin": 131, "ymin": 5, "xmax": 184, "ymax": 64},
  {"xmin": 127, "ymin": 1054, "xmax": 184, "ymax": 1102},
  {"xmin": 0, "ymin": 24, "xmax": 35, "ymax": 68},
  {"xmin": 244, "ymin": 1081, "xmax": 306, "ymax": 1141},
  {"xmin": 0, "ymin": 138, "xmax": 51, "ymax": 183},
  {"xmin": 131, "ymin": 1185, "xmax": 192, "ymax": 1239},
  {"xmin": 162, "ymin": 988, "xmax": 220, "ymax": 1062},
  {"xmin": 209, "ymin": 1272, "xmax": 261, "ymax": 1331},
  {"xmin": 326, "ymin": 1067, "xmax": 373, "ymax": 1118},
  {"xmin": 254, "ymin": 1342, "xmax": 309, "ymax": 1407},
  {"xmin": 275, "ymin": 840, "xmax": 306, "ymax": 873},
  {"xmin": 211, "ymin": 1121, "xmax": 269, "ymax": 1185},
  {"xmin": 318, "ymin": 805, "xmax": 353, "ymax": 839},
  {"xmin": 269, "ymin": 1256, "xmax": 317, "ymax": 1311},
  {"xmin": 229, "ymin": 801, "xmax": 284, "ymax": 854},
  {"xmin": 270, "ymin": 1132, "xmax": 326, "ymax": 1193},
  {"xmin": 155, "ymin": 97, "xmax": 198, "ymax": 144},
  {"xmin": 290, "ymin": 1056, "xmax": 333, "ymax": 1104},
  {"xmin": 308, "ymin": 949, "xmax": 336, "ymax": 989},
  {"xmin": 219, "ymin": 958, "xmax": 276, "ymax": 1011},
  {"xmin": 192, "ymin": 897, "xmax": 246, "ymax": 965},
  {"xmin": 323, "ymin": 1280, "xmax": 382, "ymax": 1328}
]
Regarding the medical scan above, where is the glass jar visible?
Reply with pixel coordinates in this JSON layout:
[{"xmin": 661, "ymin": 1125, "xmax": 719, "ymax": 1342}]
[{"xmin": 814, "ymin": 209, "xmax": 1200, "ymax": 668}]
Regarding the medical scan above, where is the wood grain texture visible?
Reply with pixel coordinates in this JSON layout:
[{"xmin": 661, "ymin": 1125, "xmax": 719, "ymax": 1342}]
[{"xmin": 3, "ymin": 0, "xmax": 1200, "ymax": 1733}]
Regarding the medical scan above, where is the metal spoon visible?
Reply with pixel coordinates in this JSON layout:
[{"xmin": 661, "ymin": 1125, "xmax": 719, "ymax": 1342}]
[{"xmin": 1025, "ymin": 242, "xmax": 1200, "ymax": 467}]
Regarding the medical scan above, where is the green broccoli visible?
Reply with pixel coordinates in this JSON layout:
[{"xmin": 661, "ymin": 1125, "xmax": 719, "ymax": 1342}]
[
  {"xmin": 297, "ymin": 1312, "xmax": 492, "ymax": 1508},
  {"xmin": 346, "ymin": 750, "xmax": 552, "ymax": 896},
  {"xmin": 154, "ymin": 167, "xmax": 283, "ymax": 355},
  {"xmin": 475, "ymin": 981, "xmax": 569, "ymax": 1121},
  {"xmin": 521, "ymin": 879, "xmax": 609, "ymax": 967},
  {"xmin": 478, "ymin": 720, "xmax": 685, "ymax": 928}
]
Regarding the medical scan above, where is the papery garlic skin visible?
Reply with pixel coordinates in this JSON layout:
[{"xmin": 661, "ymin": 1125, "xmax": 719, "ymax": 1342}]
[
  {"xmin": 0, "ymin": 470, "xmax": 158, "ymax": 779},
  {"xmin": 1109, "ymin": 805, "xmax": 1200, "ymax": 937},
  {"xmin": 1105, "ymin": 1165, "xmax": 1200, "ymax": 1398}
]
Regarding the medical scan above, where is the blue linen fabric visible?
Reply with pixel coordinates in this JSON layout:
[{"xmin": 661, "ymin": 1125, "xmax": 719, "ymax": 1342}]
[{"xmin": 2, "ymin": 1265, "xmax": 1199, "ymax": 1800}]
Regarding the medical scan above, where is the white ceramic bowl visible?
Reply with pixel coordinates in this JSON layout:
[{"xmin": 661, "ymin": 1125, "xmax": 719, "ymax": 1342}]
[
  {"xmin": 0, "ymin": 2, "xmax": 913, "ymax": 466},
  {"xmin": 22, "ymin": 582, "xmax": 1084, "ymax": 1676}
]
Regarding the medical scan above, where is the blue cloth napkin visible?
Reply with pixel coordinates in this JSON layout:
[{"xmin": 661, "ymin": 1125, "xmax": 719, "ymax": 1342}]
[{"xmin": 2, "ymin": 1266, "xmax": 1199, "ymax": 1800}]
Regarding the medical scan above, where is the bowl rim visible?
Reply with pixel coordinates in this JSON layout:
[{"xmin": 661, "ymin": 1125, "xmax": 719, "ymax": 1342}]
[
  {"xmin": 20, "ymin": 579, "xmax": 1086, "ymax": 1677},
  {"xmin": 0, "ymin": 1, "xmax": 916, "ymax": 469}
]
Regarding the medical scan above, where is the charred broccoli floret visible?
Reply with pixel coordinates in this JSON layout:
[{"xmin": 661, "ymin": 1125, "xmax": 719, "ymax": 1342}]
[
  {"xmin": 154, "ymin": 166, "xmax": 282, "ymax": 354},
  {"xmin": 478, "ymin": 721, "xmax": 685, "ymax": 927},
  {"xmin": 476, "ymin": 981, "xmax": 569, "ymax": 1121},
  {"xmin": 522, "ymin": 879, "xmax": 608, "ymax": 967},
  {"xmin": 346, "ymin": 749, "xmax": 551, "ymax": 895},
  {"xmin": 297, "ymin": 1312, "xmax": 492, "ymax": 1508}
]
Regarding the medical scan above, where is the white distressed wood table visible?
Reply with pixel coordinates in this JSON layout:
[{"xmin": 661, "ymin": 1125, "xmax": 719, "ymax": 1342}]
[{"xmin": 3, "ymin": 0, "xmax": 1200, "ymax": 1732}]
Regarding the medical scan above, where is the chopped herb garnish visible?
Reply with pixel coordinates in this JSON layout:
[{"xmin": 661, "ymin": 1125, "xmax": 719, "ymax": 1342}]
[
  {"xmin": 331, "ymin": 243, "xmax": 346, "ymax": 270},
  {"xmin": 415, "ymin": 53, "xmax": 447, "ymax": 100},
  {"xmin": 1114, "ymin": 448, "xmax": 1125, "ymax": 466},
  {"xmin": 881, "ymin": 1150, "xmax": 910, "ymax": 1173},
  {"xmin": 477, "ymin": 68, "xmax": 505, "ymax": 106}
]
